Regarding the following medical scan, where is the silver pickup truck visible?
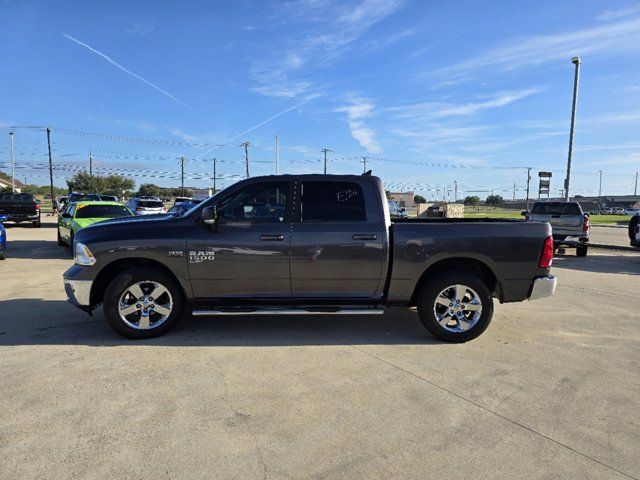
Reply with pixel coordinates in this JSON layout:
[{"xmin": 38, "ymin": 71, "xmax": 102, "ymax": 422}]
[{"xmin": 524, "ymin": 201, "xmax": 589, "ymax": 257}]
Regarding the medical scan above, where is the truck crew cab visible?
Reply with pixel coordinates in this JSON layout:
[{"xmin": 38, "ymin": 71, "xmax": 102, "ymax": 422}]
[{"xmin": 63, "ymin": 174, "xmax": 556, "ymax": 342}]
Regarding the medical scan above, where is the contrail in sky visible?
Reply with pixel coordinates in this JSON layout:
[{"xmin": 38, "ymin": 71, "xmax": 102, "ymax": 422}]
[
  {"xmin": 63, "ymin": 33, "xmax": 190, "ymax": 109},
  {"xmin": 195, "ymin": 95, "xmax": 319, "ymax": 159}
]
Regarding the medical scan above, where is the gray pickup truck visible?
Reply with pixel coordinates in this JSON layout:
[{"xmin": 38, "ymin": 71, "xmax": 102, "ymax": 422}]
[
  {"xmin": 63, "ymin": 174, "xmax": 556, "ymax": 342},
  {"xmin": 525, "ymin": 201, "xmax": 589, "ymax": 256},
  {"xmin": 0, "ymin": 192, "xmax": 41, "ymax": 227}
]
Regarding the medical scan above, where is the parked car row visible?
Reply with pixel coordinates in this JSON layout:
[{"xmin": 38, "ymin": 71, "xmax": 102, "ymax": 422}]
[{"xmin": 601, "ymin": 207, "xmax": 639, "ymax": 215}]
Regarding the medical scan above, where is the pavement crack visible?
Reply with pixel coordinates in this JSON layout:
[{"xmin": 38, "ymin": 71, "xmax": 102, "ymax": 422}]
[
  {"xmin": 212, "ymin": 358, "xmax": 269, "ymax": 480},
  {"xmin": 311, "ymin": 326, "xmax": 638, "ymax": 480},
  {"xmin": 559, "ymin": 282, "xmax": 638, "ymax": 301}
]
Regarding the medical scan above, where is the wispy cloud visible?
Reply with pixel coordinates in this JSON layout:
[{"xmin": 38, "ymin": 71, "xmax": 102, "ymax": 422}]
[
  {"xmin": 63, "ymin": 33, "xmax": 190, "ymax": 109},
  {"xmin": 597, "ymin": 5, "xmax": 640, "ymax": 21},
  {"xmin": 251, "ymin": 0, "xmax": 405, "ymax": 98},
  {"xmin": 424, "ymin": 17, "xmax": 640, "ymax": 84},
  {"xmin": 389, "ymin": 88, "xmax": 539, "ymax": 120},
  {"xmin": 125, "ymin": 23, "xmax": 154, "ymax": 36},
  {"xmin": 336, "ymin": 97, "xmax": 382, "ymax": 153}
]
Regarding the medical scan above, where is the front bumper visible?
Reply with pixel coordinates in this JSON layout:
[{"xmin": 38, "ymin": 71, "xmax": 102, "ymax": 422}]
[
  {"xmin": 63, "ymin": 278, "xmax": 92, "ymax": 307},
  {"xmin": 528, "ymin": 275, "xmax": 557, "ymax": 301}
]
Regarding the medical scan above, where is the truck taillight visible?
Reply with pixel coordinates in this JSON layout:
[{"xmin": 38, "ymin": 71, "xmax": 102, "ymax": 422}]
[
  {"xmin": 539, "ymin": 236, "xmax": 554, "ymax": 268},
  {"xmin": 582, "ymin": 215, "xmax": 589, "ymax": 232},
  {"xmin": 35, "ymin": 203, "xmax": 40, "ymax": 211}
]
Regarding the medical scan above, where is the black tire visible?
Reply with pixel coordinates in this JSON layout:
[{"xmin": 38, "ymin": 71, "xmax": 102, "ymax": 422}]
[
  {"xmin": 103, "ymin": 266, "xmax": 184, "ymax": 339},
  {"xmin": 33, "ymin": 217, "xmax": 41, "ymax": 228},
  {"xmin": 416, "ymin": 271, "xmax": 494, "ymax": 343},
  {"xmin": 0, "ymin": 253, "xmax": 5, "ymax": 260},
  {"xmin": 57, "ymin": 228, "xmax": 65, "ymax": 246},
  {"xmin": 576, "ymin": 245, "xmax": 588, "ymax": 257}
]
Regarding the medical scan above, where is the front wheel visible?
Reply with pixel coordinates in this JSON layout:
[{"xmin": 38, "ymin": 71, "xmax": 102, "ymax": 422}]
[
  {"xmin": 416, "ymin": 271, "xmax": 494, "ymax": 343},
  {"xmin": 103, "ymin": 267, "xmax": 184, "ymax": 339}
]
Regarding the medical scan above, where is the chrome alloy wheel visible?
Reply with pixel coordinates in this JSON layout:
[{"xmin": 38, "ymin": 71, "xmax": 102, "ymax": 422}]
[
  {"xmin": 118, "ymin": 280, "xmax": 173, "ymax": 330},
  {"xmin": 432, "ymin": 284, "xmax": 483, "ymax": 333}
]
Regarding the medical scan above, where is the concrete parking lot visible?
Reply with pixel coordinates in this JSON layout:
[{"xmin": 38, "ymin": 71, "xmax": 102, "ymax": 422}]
[{"xmin": 1, "ymin": 217, "xmax": 639, "ymax": 479}]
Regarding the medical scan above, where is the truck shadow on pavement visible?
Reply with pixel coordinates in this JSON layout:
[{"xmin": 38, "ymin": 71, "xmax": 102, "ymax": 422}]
[
  {"xmin": 0, "ymin": 300, "xmax": 444, "ymax": 347},
  {"xmin": 3, "ymin": 240, "xmax": 72, "ymax": 260},
  {"xmin": 553, "ymin": 252, "xmax": 640, "ymax": 276}
]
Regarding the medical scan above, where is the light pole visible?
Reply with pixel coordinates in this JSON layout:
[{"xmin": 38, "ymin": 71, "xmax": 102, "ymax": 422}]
[
  {"xmin": 9, "ymin": 131, "xmax": 16, "ymax": 193},
  {"xmin": 598, "ymin": 170, "xmax": 602, "ymax": 213},
  {"xmin": 564, "ymin": 56, "xmax": 581, "ymax": 201}
]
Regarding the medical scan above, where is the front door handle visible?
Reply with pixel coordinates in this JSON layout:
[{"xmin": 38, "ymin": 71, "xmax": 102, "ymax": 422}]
[
  {"xmin": 353, "ymin": 233, "xmax": 377, "ymax": 241},
  {"xmin": 260, "ymin": 234, "xmax": 284, "ymax": 241}
]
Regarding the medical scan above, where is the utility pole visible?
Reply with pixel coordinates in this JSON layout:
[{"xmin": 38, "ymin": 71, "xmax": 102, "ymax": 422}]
[
  {"xmin": 362, "ymin": 156, "xmax": 367, "ymax": 173},
  {"xmin": 525, "ymin": 167, "xmax": 532, "ymax": 211},
  {"xmin": 454, "ymin": 180, "xmax": 458, "ymax": 202},
  {"xmin": 635, "ymin": 171, "xmax": 638, "ymax": 196},
  {"xmin": 89, "ymin": 152, "xmax": 93, "ymax": 176},
  {"xmin": 275, "ymin": 136, "xmax": 279, "ymax": 175},
  {"xmin": 46, "ymin": 128, "xmax": 54, "ymax": 201},
  {"xmin": 565, "ymin": 56, "xmax": 581, "ymax": 201},
  {"xmin": 240, "ymin": 142, "xmax": 250, "ymax": 178},
  {"xmin": 513, "ymin": 181, "xmax": 516, "ymax": 202},
  {"xmin": 212, "ymin": 158, "xmax": 217, "ymax": 192},
  {"xmin": 9, "ymin": 131, "xmax": 15, "ymax": 192},
  {"xmin": 321, "ymin": 148, "xmax": 331, "ymax": 174},
  {"xmin": 177, "ymin": 156, "xmax": 186, "ymax": 195}
]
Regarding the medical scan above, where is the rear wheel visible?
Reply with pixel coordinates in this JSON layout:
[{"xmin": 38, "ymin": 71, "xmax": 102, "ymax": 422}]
[
  {"xmin": 103, "ymin": 267, "xmax": 184, "ymax": 339},
  {"xmin": 576, "ymin": 245, "xmax": 588, "ymax": 257},
  {"xmin": 416, "ymin": 271, "xmax": 493, "ymax": 343},
  {"xmin": 33, "ymin": 216, "xmax": 41, "ymax": 228}
]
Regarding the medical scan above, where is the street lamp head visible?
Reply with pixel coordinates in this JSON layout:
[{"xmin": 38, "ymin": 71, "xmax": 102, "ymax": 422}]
[{"xmin": 572, "ymin": 56, "xmax": 581, "ymax": 64}]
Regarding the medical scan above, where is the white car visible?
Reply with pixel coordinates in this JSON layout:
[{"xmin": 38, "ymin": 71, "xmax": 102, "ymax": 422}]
[
  {"xmin": 624, "ymin": 208, "xmax": 640, "ymax": 216},
  {"xmin": 125, "ymin": 198, "xmax": 167, "ymax": 215},
  {"xmin": 613, "ymin": 207, "xmax": 626, "ymax": 215}
]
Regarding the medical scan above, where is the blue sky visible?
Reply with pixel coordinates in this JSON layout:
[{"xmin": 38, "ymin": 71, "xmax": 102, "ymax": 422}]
[{"xmin": 1, "ymin": 0, "xmax": 639, "ymax": 199}]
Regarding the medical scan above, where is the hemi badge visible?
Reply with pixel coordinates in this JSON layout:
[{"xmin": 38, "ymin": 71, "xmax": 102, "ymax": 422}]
[{"xmin": 168, "ymin": 251, "xmax": 184, "ymax": 257}]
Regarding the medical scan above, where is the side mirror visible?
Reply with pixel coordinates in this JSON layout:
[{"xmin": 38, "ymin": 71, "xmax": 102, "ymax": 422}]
[
  {"xmin": 202, "ymin": 205, "xmax": 217, "ymax": 225},
  {"xmin": 62, "ymin": 212, "xmax": 71, "ymax": 219}
]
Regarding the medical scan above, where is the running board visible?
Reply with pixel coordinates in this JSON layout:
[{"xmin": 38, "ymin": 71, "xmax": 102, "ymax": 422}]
[{"xmin": 192, "ymin": 308, "xmax": 384, "ymax": 317}]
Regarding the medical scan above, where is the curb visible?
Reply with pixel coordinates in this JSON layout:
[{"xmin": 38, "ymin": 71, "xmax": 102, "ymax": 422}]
[{"xmin": 589, "ymin": 243, "xmax": 638, "ymax": 252}]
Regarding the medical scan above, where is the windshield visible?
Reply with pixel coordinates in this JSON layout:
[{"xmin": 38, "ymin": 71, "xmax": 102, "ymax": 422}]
[
  {"xmin": 138, "ymin": 200, "xmax": 164, "ymax": 208},
  {"xmin": 75, "ymin": 204, "xmax": 132, "ymax": 219},
  {"xmin": 69, "ymin": 194, "xmax": 101, "ymax": 202},
  {"xmin": 531, "ymin": 203, "xmax": 582, "ymax": 215}
]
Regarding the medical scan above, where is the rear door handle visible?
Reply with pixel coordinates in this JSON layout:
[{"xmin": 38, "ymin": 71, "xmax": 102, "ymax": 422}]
[
  {"xmin": 353, "ymin": 233, "xmax": 377, "ymax": 241},
  {"xmin": 260, "ymin": 234, "xmax": 284, "ymax": 241}
]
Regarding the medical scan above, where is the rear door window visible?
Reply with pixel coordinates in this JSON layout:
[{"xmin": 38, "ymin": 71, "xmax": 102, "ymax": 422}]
[{"xmin": 301, "ymin": 181, "xmax": 366, "ymax": 222}]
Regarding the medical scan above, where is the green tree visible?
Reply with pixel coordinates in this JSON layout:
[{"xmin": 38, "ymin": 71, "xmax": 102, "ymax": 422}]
[
  {"xmin": 485, "ymin": 194, "xmax": 504, "ymax": 208},
  {"xmin": 137, "ymin": 183, "xmax": 161, "ymax": 197},
  {"xmin": 103, "ymin": 175, "xmax": 135, "ymax": 195},
  {"xmin": 414, "ymin": 195, "xmax": 427, "ymax": 204},
  {"xmin": 67, "ymin": 171, "xmax": 105, "ymax": 194},
  {"xmin": 463, "ymin": 195, "xmax": 480, "ymax": 206}
]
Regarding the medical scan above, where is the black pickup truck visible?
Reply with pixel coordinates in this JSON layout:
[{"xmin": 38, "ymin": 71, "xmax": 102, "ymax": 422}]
[
  {"xmin": 63, "ymin": 174, "xmax": 556, "ymax": 342},
  {"xmin": 0, "ymin": 192, "xmax": 41, "ymax": 227}
]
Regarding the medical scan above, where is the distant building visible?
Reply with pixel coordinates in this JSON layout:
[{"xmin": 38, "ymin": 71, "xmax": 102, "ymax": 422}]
[
  {"xmin": 0, "ymin": 176, "xmax": 25, "ymax": 193},
  {"xmin": 388, "ymin": 191, "xmax": 415, "ymax": 207}
]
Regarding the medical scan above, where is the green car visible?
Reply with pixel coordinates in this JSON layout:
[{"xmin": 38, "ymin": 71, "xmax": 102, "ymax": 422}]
[{"xmin": 58, "ymin": 201, "xmax": 133, "ymax": 247}]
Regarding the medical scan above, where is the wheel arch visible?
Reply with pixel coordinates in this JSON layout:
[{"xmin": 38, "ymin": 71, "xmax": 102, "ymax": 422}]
[
  {"xmin": 90, "ymin": 258, "xmax": 188, "ymax": 308},
  {"xmin": 410, "ymin": 257, "xmax": 501, "ymax": 305}
]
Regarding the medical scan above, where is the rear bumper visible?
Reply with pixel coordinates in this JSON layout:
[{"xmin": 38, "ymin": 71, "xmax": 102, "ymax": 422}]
[
  {"xmin": 5, "ymin": 213, "xmax": 39, "ymax": 222},
  {"xmin": 528, "ymin": 275, "xmax": 557, "ymax": 301}
]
